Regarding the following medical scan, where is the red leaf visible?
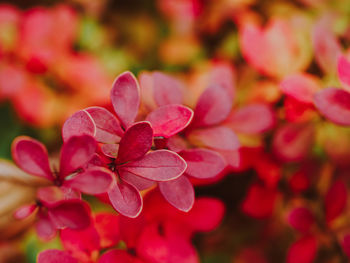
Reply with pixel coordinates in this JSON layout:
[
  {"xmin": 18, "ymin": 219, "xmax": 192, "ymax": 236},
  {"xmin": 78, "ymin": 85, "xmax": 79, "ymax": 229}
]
[
  {"xmin": 48, "ymin": 200, "xmax": 91, "ymax": 230},
  {"xmin": 98, "ymin": 249, "xmax": 145, "ymax": 263},
  {"xmin": 286, "ymin": 236, "xmax": 317, "ymax": 263},
  {"xmin": 85, "ymin": 106, "xmax": 124, "ymax": 143},
  {"xmin": 12, "ymin": 136, "xmax": 53, "ymax": 180},
  {"xmin": 153, "ymin": 71, "xmax": 184, "ymax": 106},
  {"xmin": 159, "ymin": 176, "xmax": 195, "ymax": 212},
  {"xmin": 192, "ymin": 85, "xmax": 232, "ymax": 127},
  {"xmin": 287, "ymin": 207, "xmax": 315, "ymax": 233},
  {"xmin": 108, "ymin": 181, "xmax": 143, "ymax": 218},
  {"xmin": 38, "ymin": 249, "xmax": 78, "ymax": 263},
  {"xmin": 60, "ymin": 135, "xmax": 97, "ymax": 177},
  {"xmin": 272, "ymin": 123, "xmax": 314, "ymax": 162},
  {"xmin": 120, "ymin": 170, "xmax": 155, "ymax": 191},
  {"xmin": 62, "ymin": 110, "xmax": 96, "ymax": 142},
  {"xmin": 342, "ymin": 234, "xmax": 350, "ymax": 259},
  {"xmin": 338, "ymin": 55, "xmax": 350, "ymax": 91},
  {"xmin": 120, "ymin": 150, "xmax": 187, "ymax": 182},
  {"xmin": 64, "ymin": 167, "xmax": 114, "ymax": 194},
  {"xmin": 180, "ymin": 149, "xmax": 225, "ymax": 179},
  {"xmin": 116, "ymin": 121, "xmax": 153, "ymax": 164},
  {"xmin": 226, "ymin": 104, "xmax": 276, "ymax": 134},
  {"xmin": 188, "ymin": 126, "xmax": 240, "ymax": 151},
  {"xmin": 101, "ymin": 143, "xmax": 119, "ymax": 158},
  {"xmin": 325, "ymin": 180, "xmax": 347, "ymax": 223},
  {"xmin": 146, "ymin": 104, "xmax": 193, "ymax": 138},
  {"xmin": 36, "ymin": 212, "xmax": 56, "ymax": 241},
  {"xmin": 314, "ymin": 88, "xmax": 350, "ymax": 126},
  {"xmin": 111, "ymin": 71, "xmax": 140, "ymax": 129},
  {"xmin": 94, "ymin": 213, "xmax": 121, "ymax": 248},
  {"xmin": 280, "ymin": 73, "xmax": 320, "ymax": 104}
]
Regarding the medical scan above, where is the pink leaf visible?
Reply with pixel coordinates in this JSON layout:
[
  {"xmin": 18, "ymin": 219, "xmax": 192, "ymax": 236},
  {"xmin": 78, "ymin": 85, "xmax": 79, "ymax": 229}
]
[
  {"xmin": 287, "ymin": 207, "xmax": 315, "ymax": 233},
  {"xmin": 48, "ymin": 200, "xmax": 91, "ymax": 230},
  {"xmin": 120, "ymin": 170, "xmax": 155, "ymax": 191},
  {"xmin": 325, "ymin": 180, "xmax": 347, "ymax": 223},
  {"xmin": 111, "ymin": 71, "xmax": 140, "ymax": 129},
  {"xmin": 192, "ymin": 85, "xmax": 232, "ymax": 127},
  {"xmin": 108, "ymin": 181, "xmax": 143, "ymax": 218},
  {"xmin": 98, "ymin": 249, "xmax": 145, "ymax": 263},
  {"xmin": 85, "ymin": 106, "xmax": 124, "ymax": 143},
  {"xmin": 117, "ymin": 121, "xmax": 153, "ymax": 164},
  {"xmin": 338, "ymin": 55, "xmax": 350, "ymax": 91},
  {"xmin": 280, "ymin": 73, "xmax": 321, "ymax": 104},
  {"xmin": 64, "ymin": 167, "xmax": 114, "ymax": 194},
  {"xmin": 60, "ymin": 135, "xmax": 97, "ymax": 177},
  {"xmin": 62, "ymin": 110, "xmax": 96, "ymax": 142},
  {"xmin": 146, "ymin": 104, "xmax": 193, "ymax": 138},
  {"xmin": 314, "ymin": 88, "xmax": 350, "ymax": 126},
  {"xmin": 153, "ymin": 71, "xmax": 184, "ymax": 106},
  {"xmin": 37, "ymin": 186, "xmax": 80, "ymax": 206},
  {"xmin": 226, "ymin": 104, "xmax": 276, "ymax": 134},
  {"xmin": 36, "ymin": 212, "xmax": 56, "ymax": 241},
  {"xmin": 101, "ymin": 143, "xmax": 119, "ymax": 158},
  {"xmin": 286, "ymin": 236, "xmax": 317, "ymax": 263},
  {"xmin": 12, "ymin": 136, "xmax": 53, "ymax": 180},
  {"xmin": 180, "ymin": 149, "xmax": 225, "ymax": 179},
  {"xmin": 14, "ymin": 204, "xmax": 37, "ymax": 219},
  {"xmin": 342, "ymin": 234, "xmax": 350, "ymax": 259},
  {"xmin": 159, "ymin": 176, "xmax": 195, "ymax": 212},
  {"xmin": 188, "ymin": 126, "xmax": 240, "ymax": 151},
  {"xmin": 272, "ymin": 123, "xmax": 314, "ymax": 162},
  {"xmin": 120, "ymin": 150, "xmax": 187, "ymax": 182},
  {"xmin": 38, "ymin": 249, "xmax": 78, "ymax": 263}
]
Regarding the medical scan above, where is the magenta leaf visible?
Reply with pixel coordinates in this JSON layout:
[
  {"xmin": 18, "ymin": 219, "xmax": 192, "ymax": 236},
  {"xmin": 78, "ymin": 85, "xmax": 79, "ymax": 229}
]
[
  {"xmin": 64, "ymin": 167, "xmax": 114, "ymax": 194},
  {"xmin": 146, "ymin": 104, "xmax": 193, "ymax": 138},
  {"xmin": 338, "ymin": 55, "xmax": 350, "ymax": 90},
  {"xmin": 48, "ymin": 200, "xmax": 91, "ymax": 230},
  {"xmin": 325, "ymin": 180, "xmax": 347, "ymax": 223},
  {"xmin": 37, "ymin": 186, "xmax": 80, "ymax": 207},
  {"xmin": 62, "ymin": 110, "xmax": 96, "ymax": 142},
  {"xmin": 314, "ymin": 88, "xmax": 350, "ymax": 126},
  {"xmin": 192, "ymin": 85, "xmax": 232, "ymax": 127},
  {"xmin": 120, "ymin": 150, "xmax": 187, "ymax": 181},
  {"xmin": 180, "ymin": 149, "xmax": 225, "ymax": 179},
  {"xmin": 226, "ymin": 104, "xmax": 276, "ymax": 134},
  {"xmin": 108, "ymin": 181, "xmax": 143, "ymax": 218},
  {"xmin": 14, "ymin": 204, "xmax": 37, "ymax": 219},
  {"xmin": 111, "ymin": 71, "xmax": 140, "ymax": 129},
  {"xmin": 159, "ymin": 176, "xmax": 195, "ymax": 212},
  {"xmin": 120, "ymin": 170, "xmax": 155, "ymax": 191},
  {"xmin": 116, "ymin": 121, "xmax": 153, "ymax": 164},
  {"xmin": 287, "ymin": 207, "xmax": 315, "ymax": 233},
  {"xmin": 188, "ymin": 126, "xmax": 240, "ymax": 151},
  {"xmin": 12, "ymin": 136, "xmax": 53, "ymax": 180},
  {"xmin": 153, "ymin": 71, "xmax": 184, "ymax": 106},
  {"xmin": 85, "ymin": 106, "xmax": 124, "ymax": 143},
  {"xmin": 60, "ymin": 135, "xmax": 97, "ymax": 177},
  {"xmin": 38, "ymin": 249, "xmax": 78, "ymax": 263},
  {"xmin": 117, "ymin": 121, "xmax": 153, "ymax": 164},
  {"xmin": 286, "ymin": 236, "xmax": 318, "ymax": 263}
]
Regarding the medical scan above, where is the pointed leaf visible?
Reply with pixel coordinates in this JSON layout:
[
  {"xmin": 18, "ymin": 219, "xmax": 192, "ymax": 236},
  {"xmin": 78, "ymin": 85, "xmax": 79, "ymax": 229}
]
[
  {"xmin": 64, "ymin": 167, "xmax": 114, "ymax": 194},
  {"xmin": 188, "ymin": 126, "xmax": 240, "ymax": 151},
  {"xmin": 180, "ymin": 149, "xmax": 225, "ymax": 179},
  {"xmin": 117, "ymin": 121, "xmax": 153, "ymax": 164},
  {"xmin": 153, "ymin": 71, "xmax": 184, "ymax": 106},
  {"xmin": 120, "ymin": 150, "xmax": 187, "ymax": 182},
  {"xmin": 146, "ymin": 104, "xmax": 193, "ymax": 138},
  {"xmin": 111, "ymin": 71, "xmax": 140, "ymax": 128},
  {"xmin": 325, "ymin": 180, "xmax": 347, "ymax": 223},
  {"xmin": 60, "ymin": 135, "xmax": 97, "ymax": 177},
  {"xmin": 14, "ymin": 204, "xmax": 37, "ymax": 219},
  {"xmin": 159, "ymin": 176, "xmax": 195, "ymax": 212},
  {"xmin": 12, "ymin": 136, "xmax": 53, "ymax": 180},
  {"xmin": 338, "ymin": 55, "xmax": 350, "ymax": 91},
  {"xmin": 62, "ymin": 110, "xmax": 96, "ymax": 142},
  {"xmin": 193, "ymin": 85, "xmax": 232, "ymax": 127},
  {"xmin": 38, "ymin": 249, "xmax": 78, "ymax": 263},
  {"xmin": 120, "ymin": 170, "xmax": 155, "ymax": 191},
  {"xmin": 48, "ymin": 200, "xmax": 91, "ymax": 230},
  {"xmin": 85, "ymin": 106, "xmax": 124, "ymax": 143},
  {"xmin": 108, "ymin": 181, "xmax": 143, "ymax": 218},
  {"xmin": 314, "ymin": 88, "xmax": 350, "ymax": 126}
]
